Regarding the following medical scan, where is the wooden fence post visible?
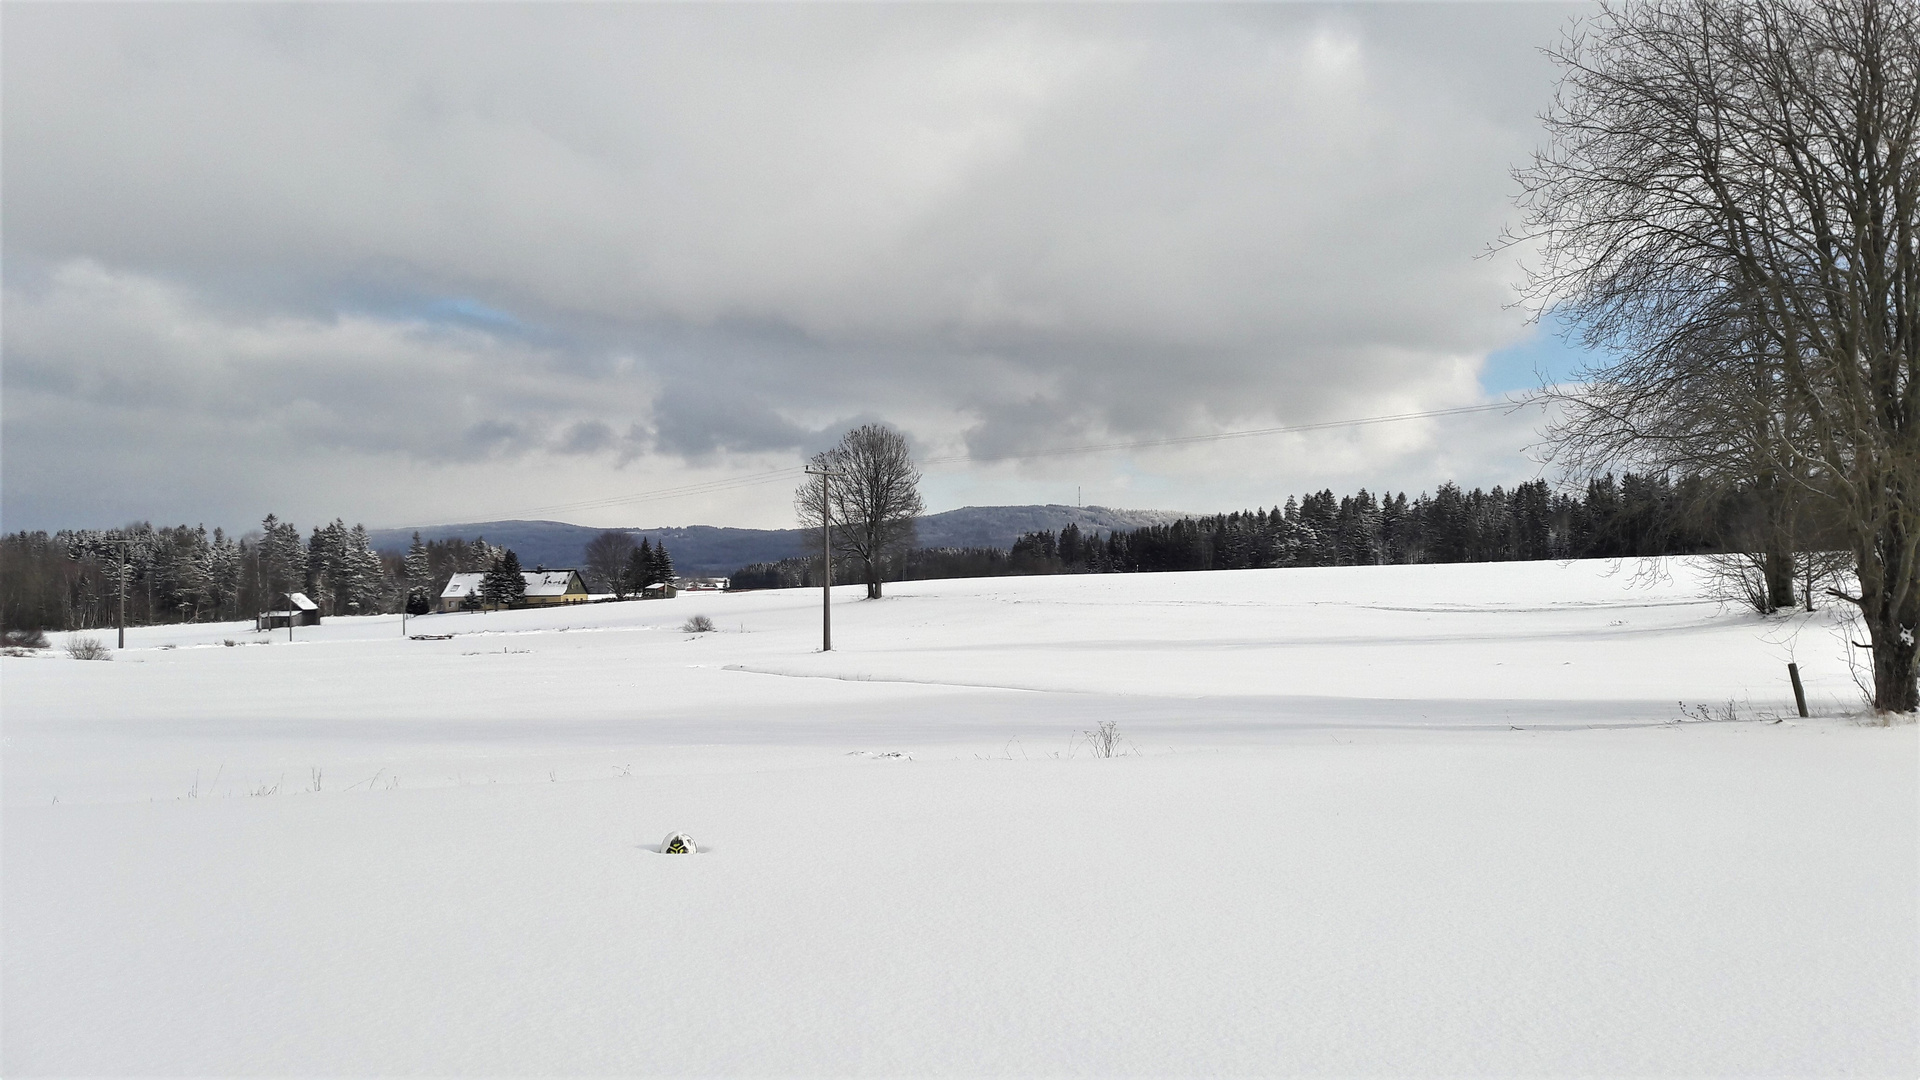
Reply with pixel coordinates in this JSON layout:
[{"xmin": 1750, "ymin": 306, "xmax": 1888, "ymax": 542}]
[{"xmin": 1787, "ymin": 662, "xmax": 1809, "ymax": 718}]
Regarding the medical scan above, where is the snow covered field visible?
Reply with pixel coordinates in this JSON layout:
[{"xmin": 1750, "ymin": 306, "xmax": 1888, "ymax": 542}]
[{"xmin": 4, "ymin": 558, "xmax": 1914, "ymax": 1076}]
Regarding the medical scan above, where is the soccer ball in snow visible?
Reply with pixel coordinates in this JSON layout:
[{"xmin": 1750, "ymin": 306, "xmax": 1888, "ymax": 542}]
[{"xmin": 661, "ymin": 832, "xmax": 697, "ymax": 854}]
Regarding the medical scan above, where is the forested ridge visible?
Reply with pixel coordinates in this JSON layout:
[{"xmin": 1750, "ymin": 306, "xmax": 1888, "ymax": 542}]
[
  {"xmin": 3, "ymin": 472, "xmax": 1779, "ymax": 628},
  {"xmin": 1008, "ymin": 474, "xmax": 1720, "ymax": 573},
  {"xmin": 2, "ymin": 517, "xmax": 518, "ymax": 632},
  {"xmin": 731, "ymin": 473, "xmax": 1755, "ymax": 588}
]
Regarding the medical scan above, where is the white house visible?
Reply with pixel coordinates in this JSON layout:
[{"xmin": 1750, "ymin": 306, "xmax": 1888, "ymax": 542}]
[{"xmin": 439, "ymin": 569, "xmax": 590, "ymax": 612}]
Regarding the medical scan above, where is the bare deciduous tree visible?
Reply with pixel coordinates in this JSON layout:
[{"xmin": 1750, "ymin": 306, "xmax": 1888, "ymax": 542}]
[
  {"xmin": 1515, "ymin": 0, "xmax": 1920, "ymax": 709},
  {"xmin": 583, "ymin": 530, "xmax": 638, "ymax": 597},
  {"xmin": 795, "ymin": 424, "xmax": 924, "ymax": 599}
]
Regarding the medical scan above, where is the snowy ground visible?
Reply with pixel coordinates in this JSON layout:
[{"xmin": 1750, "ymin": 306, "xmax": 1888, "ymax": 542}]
[{"xmin": 4, "ymin": 558, "xmax": 1914, "ymax": 1076}]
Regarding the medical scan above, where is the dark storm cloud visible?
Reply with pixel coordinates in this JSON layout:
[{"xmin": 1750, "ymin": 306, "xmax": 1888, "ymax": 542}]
[{"xmin": 1, "ymin": 3, "xmax": 1587, "ymax": 530}]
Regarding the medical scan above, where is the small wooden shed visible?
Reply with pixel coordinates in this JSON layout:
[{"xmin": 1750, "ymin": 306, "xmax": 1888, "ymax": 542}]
[{"xmin": 257, "ymin": 592, "xmax": 321, "ymax": 630}]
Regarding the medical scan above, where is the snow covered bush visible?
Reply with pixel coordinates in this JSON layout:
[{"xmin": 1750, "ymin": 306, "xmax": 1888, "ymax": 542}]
[
  {"xmin": 65, "ymin": 636, "xmax": 111, "ymax": 661},
  {"xmin": 682, "ymin": 615, "xmax": 715, "ymax": 633},
  {"xmin": 4, "ymin": 628, "xmax": 49, "ymax": 650}
]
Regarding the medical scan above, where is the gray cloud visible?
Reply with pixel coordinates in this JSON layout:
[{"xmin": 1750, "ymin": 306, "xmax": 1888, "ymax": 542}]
[
  {"xmin": 556, "ymin": 421, "xmax": 616, "ymax": 456},
  {"xmin": 2, "ymin": 3, "xmax": 1586, "ymax": 531}
]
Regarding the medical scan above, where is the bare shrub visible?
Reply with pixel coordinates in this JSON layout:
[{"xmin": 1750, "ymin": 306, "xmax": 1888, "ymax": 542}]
[
  {"xmin": 1833, "ymin": 606, "xmax": 1879, "ymax": 712},
  {"xmin": 682, "ymin": 614, "xmax": 715, "ymax": 633},
  {"xmin": 1699, "ymin": 550, "xmax": 1855, "ymax": 614},
  {"xmin": 1696, "ymin": 553, "xmax": 1778, "ymax": 615},
  {"xmin": 66, "ymin": 635, "xmax": 111, "ymax": 660},
  {"xmin": 1083, "ymin": 720, "xmax": 1128, "ymax": 758},
  {"xmin": 4, "ymin": 628, "xmax": 49, "ymax": 649},
  {"xmin": 1678, "ymin": 700, "xmax": 1743, "ymax": 724}
]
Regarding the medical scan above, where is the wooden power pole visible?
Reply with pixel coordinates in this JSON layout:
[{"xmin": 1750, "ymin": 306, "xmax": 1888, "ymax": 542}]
[
  {"xmin": 99, "ymin": 537, "xmax": 134, "ymax": 650},
  {"xmin": 804, "ymin": 465, "xmax": 845, "ymax": 651}
]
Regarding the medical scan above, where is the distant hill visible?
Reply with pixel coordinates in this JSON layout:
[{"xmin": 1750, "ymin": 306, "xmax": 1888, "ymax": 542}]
[
  {"xmin": 914, "ymin": 504, "xmax": 1187, "ymax": 549},
  {"xmin": 368, "ymin": 504, "xmax": 1186, "ymax": 580}
]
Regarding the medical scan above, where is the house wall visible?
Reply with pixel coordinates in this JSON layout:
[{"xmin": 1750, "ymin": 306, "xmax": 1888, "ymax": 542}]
[{"xmin": 521, "ymin": 593, "xmax": 587, "ymax": 606}]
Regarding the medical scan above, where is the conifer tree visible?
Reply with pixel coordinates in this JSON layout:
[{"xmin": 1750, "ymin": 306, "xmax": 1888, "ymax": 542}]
[
  {"xmin": 344, "ymin": 525, "xmax": 388, "ymax": 614},
  {"xmin": 650, "ymin": 540, "xmax": 675, "ymax": 587},
  {"xmin": 480, "ymin": 555, "xmax": 505, "ymax": 609},
  {"xmin": 629, "ymin": 538, "xmax": 655, "ymax": 592},
  {"xmin": 208, "ymin": 528, "xmax": 240, "ymax": 620},
  {"xmin": 258, "ymin": 514, "xmax": 304, "ymax": 600},
  {"xmin": 305, "ymin": 520, "xmax": 349, "ymax": 613},
  {"xmin": 503, "ymin": 549, "xmax": 527, "ymax": 606},
  {"xmin": 404, "ymin": 532, "xmax": 433, "ymax": 614}
]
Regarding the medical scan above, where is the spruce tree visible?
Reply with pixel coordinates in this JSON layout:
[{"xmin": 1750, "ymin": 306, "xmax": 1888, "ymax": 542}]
[
  {"xmin": 208, "ymin": 528, "xmax": 240, "ymax": 620},
  {"xmin": 344, "ymin": 525, "xmax": 388, "ymax": 614},
  {"xmin": 259, "ymin": 515, "xmax": 305, "ymax": 600},
  {"xmin": 480, "ymin": 553, "xmax": 512, "ymax": 609},
  {"xmin": 650, "ymin": 540, "xmax": 675, "ymax": 587},
  {"xmin": 305, "ymin": 524, "xmax": 335, "ymax": 613},
  {"xmin": 499, "ymin": 549, "xmax": 527, "ymax": 606},
  {"xmin": 637, "ymin": 534, "xmax": 660, "ymax": 588},
  {"xmin": 632, "ymin": 538, "xmax": 655, "ymax": 591},
  {"xmin": 404, "ymin": 532, "xmax": 433, "ymax": 614}
]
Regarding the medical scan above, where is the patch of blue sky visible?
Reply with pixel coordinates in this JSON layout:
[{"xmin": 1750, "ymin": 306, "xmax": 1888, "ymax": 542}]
[
  {"xmin": 346, "ymin": 289, "xmax": 558, "ymax": 342},
  {"xmin": 1480, "ymin": 313, "xmax": 1609, "ymax": 397},
  {"xmin": 421, "ymin": 296, "xmax": 535, "ymax": 332}
]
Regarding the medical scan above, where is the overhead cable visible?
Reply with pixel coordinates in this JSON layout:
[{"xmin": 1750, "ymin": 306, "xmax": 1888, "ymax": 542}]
[{"xmin": 499, "ymin": 396, "xmax": 1542, "ymax": 519}]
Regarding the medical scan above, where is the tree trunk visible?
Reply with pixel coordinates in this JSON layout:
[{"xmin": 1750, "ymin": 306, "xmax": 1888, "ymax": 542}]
[
  {"xmin": 1763, "ymin": 548, "xmax": 1796, "ymax": 614},
  {"xmin": 1862, "ymin": 521, "xmax": 1920, "ymax": 712},
  {"xmin": 865, "ymin": 559, "xmax": 883, "ymax": 599},
  {"xmin": 1867, "ymin": 613, "xmax": 1920, "ymax": 713}
]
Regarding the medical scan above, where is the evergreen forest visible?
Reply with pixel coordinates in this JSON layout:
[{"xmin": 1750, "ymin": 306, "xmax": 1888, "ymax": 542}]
[{"xmin": 730, "ymin": 474, "xmax": 1769, "ymax": 588}]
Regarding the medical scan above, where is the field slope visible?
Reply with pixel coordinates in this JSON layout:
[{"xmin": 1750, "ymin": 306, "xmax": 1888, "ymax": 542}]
[{"xmin": 4, "ymin": 558, "xmax": 1914, "ymax": 1076}]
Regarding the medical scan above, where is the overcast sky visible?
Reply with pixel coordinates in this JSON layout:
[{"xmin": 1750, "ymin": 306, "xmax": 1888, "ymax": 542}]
[{"xmin": 3, "ymin": 2, "xmax": 1593, "ymax": 534}]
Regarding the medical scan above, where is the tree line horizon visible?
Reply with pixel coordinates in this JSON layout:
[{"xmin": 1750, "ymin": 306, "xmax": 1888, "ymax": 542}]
[
  {"xmin": 0, "ymin": 470, "xmax": 1818, "ymax": 634},
  {"xmin": 732, "ymin": 471, "xmax": 1835, "ymax": 604},
  {"xmin": 0, "ymin": 515, "xmax": 677, "ymax": 632}
]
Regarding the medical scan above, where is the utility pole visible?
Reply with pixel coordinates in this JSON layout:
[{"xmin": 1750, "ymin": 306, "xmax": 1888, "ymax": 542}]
[
  {"xmin": 805, "ymin": 465, "xmax": 846, "ymax": 651},
  {"xmin": 98, "ymin": 537, "xmax": 134, "ymax": 649}
]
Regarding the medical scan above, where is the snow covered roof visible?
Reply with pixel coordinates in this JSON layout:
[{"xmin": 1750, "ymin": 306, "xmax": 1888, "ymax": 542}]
[
  {"xmin": 285, "ymin": 592, "xmax": 318, "ymax": 611},
  {"xmin": 524, "ymin": 570, "xmax": 584, "ymax": 597},
  {"xmin": 439, "ymin": 570, "xmax": 584, "ymax": 598}
]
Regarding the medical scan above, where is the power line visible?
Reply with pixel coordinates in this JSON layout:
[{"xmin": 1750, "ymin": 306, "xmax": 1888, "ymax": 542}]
[
  {"xmin": 497, "ymin": 396, "xmax": 1542, "ymax": 520},
  {"xmin": 918, "ymin": 399, "xmax": 1529, "ymax": 465},
  {"xmin": 508, "ymin": 466, "xmax": 810, "ymax": 519}
]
